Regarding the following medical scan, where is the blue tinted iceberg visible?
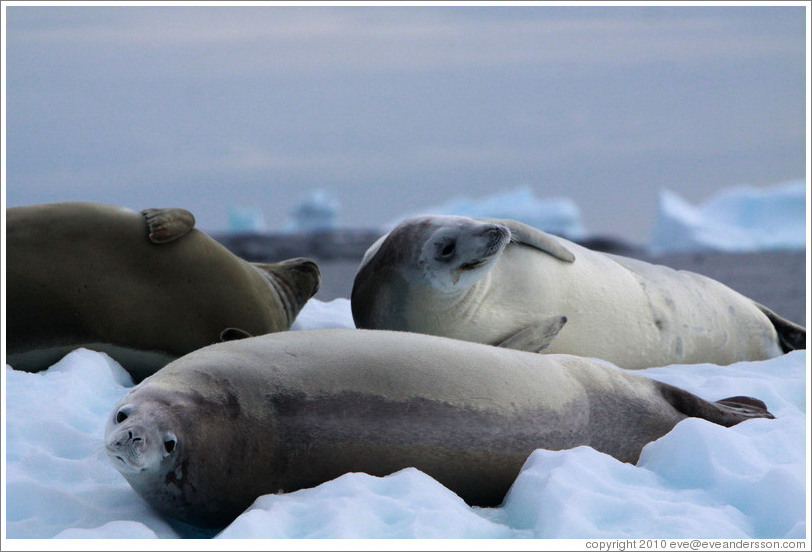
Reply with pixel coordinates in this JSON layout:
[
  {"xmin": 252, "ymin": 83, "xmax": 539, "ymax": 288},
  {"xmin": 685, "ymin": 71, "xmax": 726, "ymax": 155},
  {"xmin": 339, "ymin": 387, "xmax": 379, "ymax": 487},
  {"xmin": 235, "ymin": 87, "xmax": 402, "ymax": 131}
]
[
  {"xmin": 284, "ymin": 189, "xmax": 340, "ymax": 233},
  {"xmin": 227, "ymin": 207, "xmax": 266, "ymax": 233},
  {"xmin": 649, "ymin": 180, "xmax": 806, "ymax": 255},
  {"xmin": 392, "ymin": 186, "xmax": 587, "ymax": 240}
]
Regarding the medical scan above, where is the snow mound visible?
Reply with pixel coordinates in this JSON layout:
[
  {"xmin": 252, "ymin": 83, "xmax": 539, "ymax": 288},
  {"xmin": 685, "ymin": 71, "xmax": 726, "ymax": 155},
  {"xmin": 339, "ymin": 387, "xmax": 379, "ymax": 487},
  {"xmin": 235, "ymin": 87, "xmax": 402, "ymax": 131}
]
[
  {"xmin": 290, "ymin": 297, "xmax": 354, "ymax": 330},
  {"xmin": 218, "ymin": 468, "xmax": 515, "ymax": 539},
  {"xmin": 3, "ymin": 299, "xmax": 808, "ymax": 541}
]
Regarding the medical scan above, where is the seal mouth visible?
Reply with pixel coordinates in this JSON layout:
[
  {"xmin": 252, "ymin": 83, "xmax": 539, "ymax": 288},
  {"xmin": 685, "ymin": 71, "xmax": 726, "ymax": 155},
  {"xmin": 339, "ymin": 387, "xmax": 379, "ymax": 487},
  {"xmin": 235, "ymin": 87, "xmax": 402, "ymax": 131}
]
[
  {"xmin": 109, "ymin": 451, "xmax": 137, "ymax": 473},
  {"xmin": 114, "ymin": 455, "xmax": 134, "ymax": 470},
  {"xmin": 106, "ymin": 444, "xmax": 144, "ymax": 474},
  {"xmin": 459, "ymin": 258, "xmax": 488, "ymax": 271}
]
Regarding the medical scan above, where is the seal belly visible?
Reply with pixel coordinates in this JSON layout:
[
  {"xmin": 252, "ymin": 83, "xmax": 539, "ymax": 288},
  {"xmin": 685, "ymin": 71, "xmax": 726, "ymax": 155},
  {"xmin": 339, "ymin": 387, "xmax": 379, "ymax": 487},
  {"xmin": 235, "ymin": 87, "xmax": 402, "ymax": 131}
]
[
  {"xmin": 486, "ymin": 244, "xmax": 781, "ymax": 368},
  {"xmin": 478, "ymin": 245, "xmax": 663, "ymax": 365},
  {"xmin": 606, "ymin": 254, "xmax": 782, "ymax": 366}
]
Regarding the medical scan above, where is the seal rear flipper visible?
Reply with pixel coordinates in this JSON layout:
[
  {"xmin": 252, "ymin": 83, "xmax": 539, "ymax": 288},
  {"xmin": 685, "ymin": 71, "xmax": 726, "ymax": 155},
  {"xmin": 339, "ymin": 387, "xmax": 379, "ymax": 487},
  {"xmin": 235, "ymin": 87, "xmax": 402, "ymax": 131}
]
[
  {"xmin": 497, "ymin": 315, "xmax": 567, "ymax": 353},
  {"xmin": 141, "ymin": 208, "xmax": 196, "ymax": 244},
  {"xmin": 754, "ymin": 302, "xmax": 806, "ymax": 352},
  {"xmin": 477, "ymin": 218, "xmax": 576, "ymax": 263},
  {"xmin": 715, "ymin": 395, "xmax": 771, "ymax": 413},
  {"xmin": 711, "ymin": 396, "xmax": 775, "ymax": 423},
  {"xmin": 656, "ymin": 382, "xmax": 775, "ymax": 428}
]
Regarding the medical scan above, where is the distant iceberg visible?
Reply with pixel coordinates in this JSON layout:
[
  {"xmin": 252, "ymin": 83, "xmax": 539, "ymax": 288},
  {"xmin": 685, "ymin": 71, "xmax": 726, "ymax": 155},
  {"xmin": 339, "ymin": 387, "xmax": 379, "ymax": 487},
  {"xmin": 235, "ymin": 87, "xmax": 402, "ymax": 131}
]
[
  {"xmin": 227, "ymin": 207, "xmax": 266, "ymax": 233},
  {"xmin": 284, "ymin": 189, "xmax": 341, "ymax": 234},
  {"xmin": 648, "ymin": 180, "xmax": 807, "ymax": 255},
  {"xmin": 391, "ymin": 186, "xmax": 587, "ymax": 240}
]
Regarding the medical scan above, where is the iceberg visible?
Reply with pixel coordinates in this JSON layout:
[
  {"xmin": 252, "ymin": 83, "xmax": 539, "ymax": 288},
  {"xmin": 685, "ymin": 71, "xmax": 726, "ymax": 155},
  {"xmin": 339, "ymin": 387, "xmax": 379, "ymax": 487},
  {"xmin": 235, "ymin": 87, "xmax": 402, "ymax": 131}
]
[
  {"xmin": 227, "ymin": 207, "xmax": 266, "ymax": 233},
  {"xmin": 390, "ymin": 186, "xmax": 587, "ymax": 240},
  {"xmin": 284, "ymin": 189, "xmax": 341, "ymax": 234},
  {"xmin": 649, "ymin": 180, "xmax": 807, "ymax": 255}
]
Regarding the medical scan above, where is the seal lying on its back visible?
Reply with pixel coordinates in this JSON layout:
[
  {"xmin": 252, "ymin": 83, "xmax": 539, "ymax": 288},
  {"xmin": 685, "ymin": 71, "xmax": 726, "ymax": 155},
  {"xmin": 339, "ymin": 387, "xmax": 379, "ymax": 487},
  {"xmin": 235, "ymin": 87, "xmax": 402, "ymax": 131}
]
[
  {"xmin": 105, "ymin": 328, "xmax": 773, "ymax": 528},
  {"xmin": 6, "ymin": 202, "xmax": 321, "ymax": 381},
  {"xmin": 352, "ymin": 215, "xmax": 805, "ymax": 368}
]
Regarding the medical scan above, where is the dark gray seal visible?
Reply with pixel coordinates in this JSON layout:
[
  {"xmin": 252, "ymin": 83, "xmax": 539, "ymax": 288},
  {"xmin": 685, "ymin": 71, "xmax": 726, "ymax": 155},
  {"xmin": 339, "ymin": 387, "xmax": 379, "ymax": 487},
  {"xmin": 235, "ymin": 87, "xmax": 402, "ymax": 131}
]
[
  {"xmin": 105, "ymin": 328, "xmax": 773, "ymax": 528},
  {"xmin": 352, "ymin": 215, "xmax": 805, "ymax": 367},
  {"xmin": 6, "ymin": 202, "xmax": 321, "ymax": 381}
]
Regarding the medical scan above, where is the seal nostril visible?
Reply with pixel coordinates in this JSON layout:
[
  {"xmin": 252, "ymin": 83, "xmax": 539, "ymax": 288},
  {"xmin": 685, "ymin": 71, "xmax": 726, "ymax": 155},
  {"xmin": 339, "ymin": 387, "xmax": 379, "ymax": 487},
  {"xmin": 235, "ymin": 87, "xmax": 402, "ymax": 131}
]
[
  {"xmin": 437, "ymin": 240, "xmax": 456, "ymax": 259},
  {"xmin": 434, "ymin": 239, "xmax": 458, "ymax": 262}
]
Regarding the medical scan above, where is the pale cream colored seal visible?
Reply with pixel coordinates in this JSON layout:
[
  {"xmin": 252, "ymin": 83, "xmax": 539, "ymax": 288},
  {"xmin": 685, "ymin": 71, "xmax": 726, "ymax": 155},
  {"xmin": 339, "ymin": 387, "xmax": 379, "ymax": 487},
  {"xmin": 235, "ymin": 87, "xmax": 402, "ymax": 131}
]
[
  {"xmin": 105, "ymin": 328, "xmax": 773, "ymax": 528},
  {"xmin": 352, "ymin": 215, "xmax": 804, "ymax": 368}
]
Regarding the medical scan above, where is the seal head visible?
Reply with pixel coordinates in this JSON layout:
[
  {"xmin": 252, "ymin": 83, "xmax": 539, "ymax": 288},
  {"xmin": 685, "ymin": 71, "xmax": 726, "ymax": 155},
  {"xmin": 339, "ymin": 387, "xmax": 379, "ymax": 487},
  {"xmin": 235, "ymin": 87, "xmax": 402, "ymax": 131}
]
[
  {"xmin": 105, "ymin": 383, "xmax": 272, "ymax": 528},
  {"xmin": 253, "ymin": 257, "xmax": 321, "ymax": 329},
  {"xmin": 352, "ymin": 215, "xmax": 511, "ymax": 329},
  {"xmin": 106, "ymin": 400, "xmax": 179, "ymax": 476},
  {"xmin": 414, "ymin": 215, "xmax": 512, "ymax": 290}
]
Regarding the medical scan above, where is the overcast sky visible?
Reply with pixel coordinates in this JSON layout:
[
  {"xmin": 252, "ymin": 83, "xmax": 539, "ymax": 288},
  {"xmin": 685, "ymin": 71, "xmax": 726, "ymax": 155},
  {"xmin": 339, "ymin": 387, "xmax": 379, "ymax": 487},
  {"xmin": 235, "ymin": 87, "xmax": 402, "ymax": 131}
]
[{"xmin": 3, "ymin": 3, "xmax": 808, "ymax": 242}]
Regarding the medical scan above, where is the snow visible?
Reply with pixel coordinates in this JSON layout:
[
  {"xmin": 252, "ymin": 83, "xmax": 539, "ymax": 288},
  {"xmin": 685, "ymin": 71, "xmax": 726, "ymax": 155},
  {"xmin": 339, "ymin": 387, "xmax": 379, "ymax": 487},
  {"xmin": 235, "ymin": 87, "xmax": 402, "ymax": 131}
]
[
  {"xmin": 648, "ymin": 180, "xmax": 807, "ymax": 255},
  {"xmin": 3, "ymin": 298, "xmax": 808, "ymax": 542},
  {"xmin": 3, "ymin": 179, "xmax": 809, "ymax": 544},
  {"xmin": 389, "ymin": 186, "xmax": 587, "ymax": 241}
]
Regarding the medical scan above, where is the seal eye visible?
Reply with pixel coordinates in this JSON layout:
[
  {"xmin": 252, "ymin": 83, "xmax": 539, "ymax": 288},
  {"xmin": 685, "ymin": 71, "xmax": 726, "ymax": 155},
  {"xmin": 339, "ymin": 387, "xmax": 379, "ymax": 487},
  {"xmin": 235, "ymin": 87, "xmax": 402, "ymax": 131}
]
[
  {"xmin": 164, "ymin": 439, "xmax": 176, "ymax": 454},
  {"xmin": 436, "ymin": 240, "xmax": 456, "ymax": 260},
  {"xmin": 116, "ymin": 410, "xmax": 128, "ymax": 424}
]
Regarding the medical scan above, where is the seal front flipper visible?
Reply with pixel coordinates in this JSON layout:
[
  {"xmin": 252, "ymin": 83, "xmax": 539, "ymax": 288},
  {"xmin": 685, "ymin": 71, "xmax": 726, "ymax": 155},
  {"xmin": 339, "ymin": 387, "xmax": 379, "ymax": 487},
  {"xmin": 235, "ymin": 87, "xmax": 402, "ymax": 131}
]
[
  {"xmin": 754, "ymin": 302, "xmax": 806, "ymax": 353},
  {"xmin": 141, "ymin": 208, "xmax": 196, "ymax": 244},
  {"xmin": 656, "ymin": 382, "xmax": 775, "ymax": 427},
  {"xmin": 497, "ymin": 315, "xmax": 567, "ymax": 352},
  {"xmin": 478, "ymin": 218, "xmax": 575, "ymax": 263}
]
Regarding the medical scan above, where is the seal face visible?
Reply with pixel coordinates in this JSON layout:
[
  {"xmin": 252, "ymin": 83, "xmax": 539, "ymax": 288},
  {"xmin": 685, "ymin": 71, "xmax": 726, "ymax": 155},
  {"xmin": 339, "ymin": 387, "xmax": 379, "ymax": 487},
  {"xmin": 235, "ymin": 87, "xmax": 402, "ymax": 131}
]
[
  {"xmin": 105, "ymin": 328, "xmax": 773, "ymax": 529},
  {"xmin": 106, "ymin": 402, "xmax": 178, "ymax": 476},
  {"xmin": 6, "ymin": 202, "xmax": 321, "ymax": 381},
  {"xmin": 414, "ymin": 216, "xmax": 511, "ymax": 289},
  {"xmin": 352, "ymin": 215, "xmax": 805, "ymax": 368}
]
